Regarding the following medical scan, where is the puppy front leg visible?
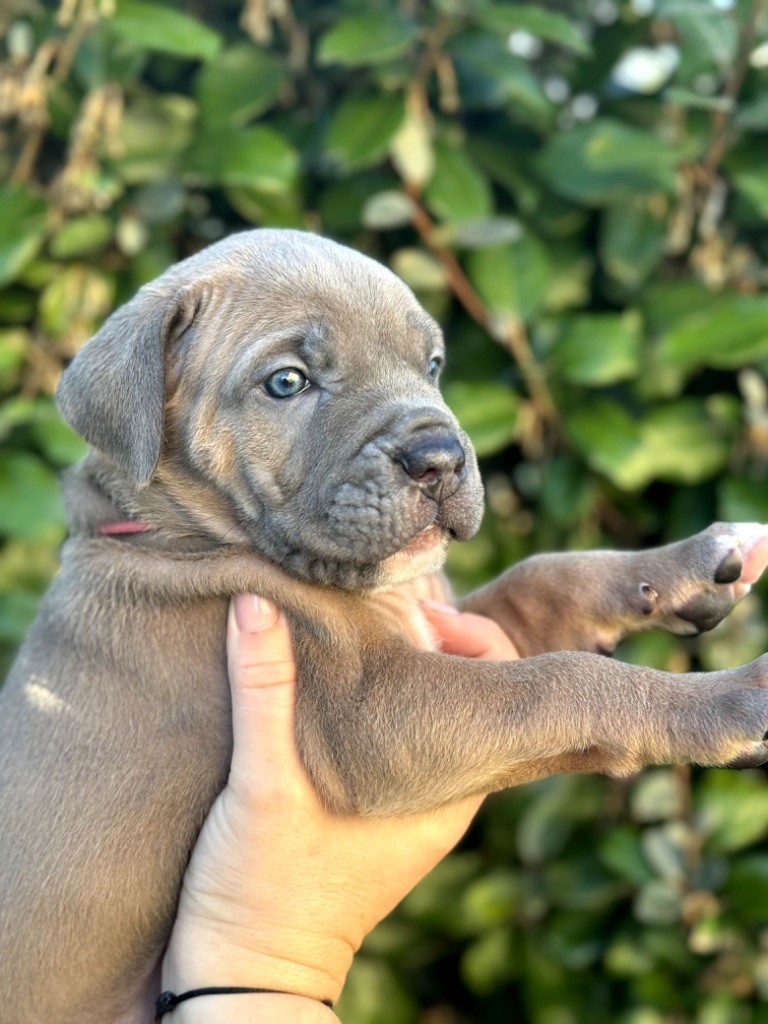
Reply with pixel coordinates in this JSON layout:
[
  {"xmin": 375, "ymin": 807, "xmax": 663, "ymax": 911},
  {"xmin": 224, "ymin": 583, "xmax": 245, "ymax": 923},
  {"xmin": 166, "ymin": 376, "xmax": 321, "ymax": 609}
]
[
  {"xmin": 460, "ymin": 523, "xmax": 768, "ymax": 657},
  {"xmin": 297, "ymin": 642, "xmax": 768, "ymax": 815}
]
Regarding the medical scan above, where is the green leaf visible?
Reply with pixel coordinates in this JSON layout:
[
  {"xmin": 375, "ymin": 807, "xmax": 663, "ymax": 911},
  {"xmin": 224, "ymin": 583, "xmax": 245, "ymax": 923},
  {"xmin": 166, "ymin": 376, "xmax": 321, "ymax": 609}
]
[
  {"xmin": 116, "ymin": 94, "xmax": 197, "ymax": 184},
  {"xmin": 641, "ymin": 823, "xmax": 689, "ymax": 881},
  {"xmin": 0, "ymin": 186, "xmax": 47, "ymax": 287},
  {"xmin": 537, "ymin": 120, "xmax": 684, "ymax": 205},
  {"xmin": 469, "ymin": 137, "xmax": 541, "ymax": 212},
  {"xmin": 423, "ymin": 143, "xmax": 493, "ymax": 221},
  {"xmin": 664, "ymin": 87, "xmax": 731, "ymax": 113},
  {"xmin": 461, "ymin": 928, "xmax": 517, "ymax": 995},
  {"xmin": 195, "ymin": 44, "xmax": 285, "ymax": 129},
  {"xmin": 0, "ymin": 329, "xmax": 29, "ymax": 392},
  {"xmin": 725, "ymin": 855, "xmax": 768, "ymax": 923},
  {"xmin": 187, "ymin": 127, "xmax": 298, "ymax": 192},
  {"xmin": 336, "ymin": 957, "xmax": 415, "ymax": 1024},
  {"xmin": 460, "ymin": 871, "xmax": 518, "ymax": 932},
  {"xmin": 390, "ymin": 248, "xmax": 447, "ymax": 291},
  {"xmin": 719, "ymin": 476, "xmax": 768, "ymax": 523},
  {"xmin": 225, "ymin": 187, "xmax": 304, "ymax": 229},
  {"xmin": 633, "ymin": 878, "xmax": 681, "ymax": 925},
  {"xmin": 630, "ymin": 770, "xmax": 686, "ymax": 823},
  {"xmin": 733, "ymin": 171, "xmax": 768, "ymax": 217},
  {"xmin": 657, "ymin": 295, "xmax": 768, "ymax": 370},
  {"xmin": 604, "ymin": 935, "xmax": 656, "ymax": 978},
  {"xmin": 109, "ymin": 0, "xmax": 221, "ymax": 61},
  {"xmin": 0, "ymin": 590, "xmax": 41, "ymax": 645},
  {"xmin": 50, "ymin": 214, "xmax": 112, "ymax": 259},
  {"xmin": 38, "ymin": 266, "xmax": 114, "ymax": 338},
  {"xmin": 317, "ymin": 13, "xmax": 416, "ymax": 67},
  {"xmin": 401, "ymin": 851, "xmax": 483, "ymax": 933},
  {"xmin": 361, "ymin": 191, "xmax": 415, "ymax": 230},
  {"xmin": 436, "ymin": 216, "xmax": 523, "ymax": 250},
  {"xmin": 566, "ymin": 398, "xmax": 731, "ymax": 490},
  {"xmin": 696, "ymin": 769, "xmax": 768, "ymax": 853},
  {"xmin": 661, "ymin": 1, "xmax": 737, "ymax": 80},
  {"xmin": 29, "ymin": 401, "xmax": 88, "ymax": 465},
  {"xmin": 444, "ymin": 381, "xmax": 518, "ymax": 456},
  {"xmin": 553, "ymin": 312, "xmax": 642, "ymax": 386},
  {"xmin": 323, "ymin": 93, "xmax": 405, "ymax": 174},
  {"xmin": 599, "ymin": 826, "xmax": 654, "ymax": 885},
  {"xmin": 467, "ymin": 236, "xmax": 552, "ymax": 320},
  {"xmin": 735, "ymin": 92, "xmax": 768, "ymax": 131},
  {"xmin": 0, "ymin": 396, "xmax": 36, "ymax": 439},
  {"xmin": 476, "ymin": 3, "xmax": 591, "ymax": 56},
  {"xmin": 600, "ymin": 198, "xmax": 667, "ymax": 288},
  {"xmin": 450, "ymin": 33, "xmax": 552, "ymax": 126},
  {"xmin": 0, "ymin": 452, "xmax": 64, "ymax": 539}
]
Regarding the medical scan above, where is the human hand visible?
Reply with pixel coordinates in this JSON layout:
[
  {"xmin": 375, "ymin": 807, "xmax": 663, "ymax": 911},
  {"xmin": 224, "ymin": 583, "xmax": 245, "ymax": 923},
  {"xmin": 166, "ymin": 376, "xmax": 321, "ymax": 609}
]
[{"xmin": 160, "ymin": 594, "xmax": 519, "ymax": 1021}]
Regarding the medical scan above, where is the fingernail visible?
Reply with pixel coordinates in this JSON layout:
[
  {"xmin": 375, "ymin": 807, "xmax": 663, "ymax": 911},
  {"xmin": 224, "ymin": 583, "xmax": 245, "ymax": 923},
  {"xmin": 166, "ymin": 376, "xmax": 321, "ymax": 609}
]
[
  {"xmin": 234, "ymin": 594, "xmax": 280, "ymax": 632},
  {"xmin": 420, "ymin": 598, "xmax": 460, "ymax": 615}
]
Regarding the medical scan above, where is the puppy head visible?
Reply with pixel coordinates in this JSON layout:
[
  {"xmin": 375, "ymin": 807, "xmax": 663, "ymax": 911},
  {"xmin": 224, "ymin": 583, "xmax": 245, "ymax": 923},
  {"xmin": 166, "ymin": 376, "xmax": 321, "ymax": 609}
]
[{"xmin": 57, "ymin": 230, "xmax": 484, "ymax": 588}]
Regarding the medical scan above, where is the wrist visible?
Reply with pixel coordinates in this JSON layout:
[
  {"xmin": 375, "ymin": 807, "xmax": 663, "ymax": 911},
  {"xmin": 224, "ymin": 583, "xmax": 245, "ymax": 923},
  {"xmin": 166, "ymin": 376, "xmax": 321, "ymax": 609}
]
[
  {"xmin": 165, "ymin": 991, "xmax": 339, "ymax": 1024},
  {"xmin": 162, "ymin": 916, "xmax": 348, "ymax": 1011}
]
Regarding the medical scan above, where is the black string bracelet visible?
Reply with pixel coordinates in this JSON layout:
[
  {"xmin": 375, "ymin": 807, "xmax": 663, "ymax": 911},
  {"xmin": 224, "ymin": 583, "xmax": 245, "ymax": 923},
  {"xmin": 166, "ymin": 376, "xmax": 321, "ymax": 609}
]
[{"xmin": 156, "ymin": 987, "xmax": 334, "ymax": 1020}]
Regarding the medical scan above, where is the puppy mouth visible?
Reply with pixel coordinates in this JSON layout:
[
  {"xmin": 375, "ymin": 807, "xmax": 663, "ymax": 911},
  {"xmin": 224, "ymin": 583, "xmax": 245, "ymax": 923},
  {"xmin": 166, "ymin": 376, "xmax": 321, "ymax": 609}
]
[
  {"xmin": 399, "ymin": 524, "xmax": 447, "ymax": 556},
  {"xmin": 374, "ymin": 524, "xmax": 451, "ymax": 586}
]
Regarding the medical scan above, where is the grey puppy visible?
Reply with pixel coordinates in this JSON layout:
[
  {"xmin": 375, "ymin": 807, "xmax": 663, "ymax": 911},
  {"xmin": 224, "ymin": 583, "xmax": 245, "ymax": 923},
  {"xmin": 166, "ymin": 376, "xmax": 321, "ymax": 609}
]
[{"xmin": 2, "ymin": 230, "xmax": 768, "ymax": 1024}]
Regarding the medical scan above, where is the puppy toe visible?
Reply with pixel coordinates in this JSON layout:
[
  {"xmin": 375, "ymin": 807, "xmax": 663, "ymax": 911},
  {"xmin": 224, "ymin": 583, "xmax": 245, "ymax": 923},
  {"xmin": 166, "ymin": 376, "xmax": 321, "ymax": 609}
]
[{"xmin": 714, "ymin": 546, "xmax": 742, "ymax": 584}]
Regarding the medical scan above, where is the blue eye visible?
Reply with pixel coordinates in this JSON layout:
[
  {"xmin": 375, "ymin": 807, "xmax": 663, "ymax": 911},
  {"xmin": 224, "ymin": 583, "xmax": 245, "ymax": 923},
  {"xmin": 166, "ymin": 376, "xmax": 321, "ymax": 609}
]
[
  {"xmin": 263, "ymin": 367, "xmax": 310, "ymax": 398},
  {"xmin": 428, "ymin": 357, "xmax": 443, "ymax": 381}
]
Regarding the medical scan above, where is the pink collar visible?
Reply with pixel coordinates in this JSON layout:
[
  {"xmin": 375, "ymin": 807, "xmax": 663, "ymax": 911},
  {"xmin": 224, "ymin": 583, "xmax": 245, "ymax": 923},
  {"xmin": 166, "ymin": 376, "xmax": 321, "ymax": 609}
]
[{"xmin": 96, "ymin": 520, "xmax": 154, "ymax": 536}]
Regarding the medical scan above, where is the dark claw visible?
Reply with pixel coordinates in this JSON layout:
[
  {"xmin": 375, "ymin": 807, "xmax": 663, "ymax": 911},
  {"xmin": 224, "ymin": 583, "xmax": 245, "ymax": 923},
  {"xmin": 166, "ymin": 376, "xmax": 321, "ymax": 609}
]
[
  {"xmin": 595, "ymin": 642, "xmax": 616, "ymax": 657},
  {"xmin": 715, "ymin": 548, "xmax": 742, "ymax": 584},
  {"xmin": 763, "ymin": 729, "xmax": 768, "ymax": 742},
  {"xmin": 727, "ymin": 747, "xmax": 768, "ymax": 769}
]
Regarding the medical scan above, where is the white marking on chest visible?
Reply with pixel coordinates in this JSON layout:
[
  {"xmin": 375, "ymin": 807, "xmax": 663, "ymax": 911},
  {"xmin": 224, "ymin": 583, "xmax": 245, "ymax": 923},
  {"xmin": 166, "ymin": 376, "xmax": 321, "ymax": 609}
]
[{"xmin": 23, "ymin": 677, "xmax": 72, "ymax": 716}]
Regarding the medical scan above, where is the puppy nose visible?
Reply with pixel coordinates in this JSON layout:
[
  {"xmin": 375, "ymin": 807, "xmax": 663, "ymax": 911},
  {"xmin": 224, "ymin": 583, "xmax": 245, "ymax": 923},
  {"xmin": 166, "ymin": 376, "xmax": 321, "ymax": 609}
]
[{"xmin": 398, "ymin": 435, "xmax": 466, "ymax": 500}]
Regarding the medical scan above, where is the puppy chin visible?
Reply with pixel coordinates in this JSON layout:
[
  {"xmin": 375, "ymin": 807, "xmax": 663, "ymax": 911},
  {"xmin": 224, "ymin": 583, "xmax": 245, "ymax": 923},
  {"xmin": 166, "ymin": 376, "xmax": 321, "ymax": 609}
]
[{"xmin": 373, "ymin": 526, "xmax": 450, "ymax": 587}]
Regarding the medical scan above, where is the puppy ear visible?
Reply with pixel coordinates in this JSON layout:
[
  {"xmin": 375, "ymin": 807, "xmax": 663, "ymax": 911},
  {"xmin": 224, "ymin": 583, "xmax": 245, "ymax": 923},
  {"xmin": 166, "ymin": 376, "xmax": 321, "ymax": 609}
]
[{"xmin": 56, "ymin": 284, "xmax": 196, "ymax": 487}]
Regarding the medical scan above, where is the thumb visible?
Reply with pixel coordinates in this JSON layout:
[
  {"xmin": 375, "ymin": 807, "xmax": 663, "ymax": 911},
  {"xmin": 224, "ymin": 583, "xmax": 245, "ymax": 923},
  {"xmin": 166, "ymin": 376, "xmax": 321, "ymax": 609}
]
[
  {"xmin": 226, "ymin": 595, "xmax": 301, "ymax": 782},
  {"xmin": 420, "ymin": 600, "xmax": 520, "ymax": 661}
]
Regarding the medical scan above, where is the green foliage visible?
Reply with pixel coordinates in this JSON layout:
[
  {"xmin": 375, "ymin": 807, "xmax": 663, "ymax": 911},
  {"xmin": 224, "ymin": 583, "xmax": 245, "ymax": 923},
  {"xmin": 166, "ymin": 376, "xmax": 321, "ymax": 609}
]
[{"xmin": 3, "ymin": 0, "xmax": 768, "ymax": 1021}]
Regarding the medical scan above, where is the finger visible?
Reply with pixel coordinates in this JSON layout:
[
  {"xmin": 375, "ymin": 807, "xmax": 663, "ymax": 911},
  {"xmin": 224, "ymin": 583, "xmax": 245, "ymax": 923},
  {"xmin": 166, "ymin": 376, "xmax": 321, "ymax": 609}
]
[
  {"xmin": 420, "ymin": 600, "xmax": 520, "ymax": 660},
  {"xmin": 228, "ymin": 595, "xmax": 295, "ymax": 689},
  {"xmin": 226, "ymin": 595, "xmax": 305, "ymax": 784}
]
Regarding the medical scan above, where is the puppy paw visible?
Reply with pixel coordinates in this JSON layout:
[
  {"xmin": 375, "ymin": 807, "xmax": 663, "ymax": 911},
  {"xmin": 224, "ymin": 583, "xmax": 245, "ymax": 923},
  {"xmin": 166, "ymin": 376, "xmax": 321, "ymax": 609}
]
[
  {"xmin": 635, "ymin": 522, "xmax": 768, "ymax": 636},
  {"xmin": 670, "ymin": 657, "xmax": 768, "ymax": 767}
]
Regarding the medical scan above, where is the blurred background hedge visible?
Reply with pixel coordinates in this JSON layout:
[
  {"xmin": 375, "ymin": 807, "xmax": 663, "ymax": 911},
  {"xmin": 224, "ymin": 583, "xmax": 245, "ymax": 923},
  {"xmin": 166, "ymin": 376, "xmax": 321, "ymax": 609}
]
[{"xmin": 3, "ymin": 0, "xmax": 768, "ymax": 1020}]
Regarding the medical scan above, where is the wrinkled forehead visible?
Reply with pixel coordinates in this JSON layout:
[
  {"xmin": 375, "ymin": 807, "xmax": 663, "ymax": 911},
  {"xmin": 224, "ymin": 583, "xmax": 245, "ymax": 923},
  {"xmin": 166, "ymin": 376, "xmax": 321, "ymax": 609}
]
[{"xmin": 186, "ymin": 231, "xmax": 444, "ymax": 365}]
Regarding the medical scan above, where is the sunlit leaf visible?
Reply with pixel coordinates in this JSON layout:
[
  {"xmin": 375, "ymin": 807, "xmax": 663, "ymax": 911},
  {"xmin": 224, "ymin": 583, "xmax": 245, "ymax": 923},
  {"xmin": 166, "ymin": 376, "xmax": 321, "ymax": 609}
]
[
  {"xmin": 0, "ymin": 187, "xmax": 47, "ymax": 287},
  {"xmin": 476, "ymin": 3, "xmax": 591, "ymax": 56},
  {"xmin": 317, "ymin": 13, "xmax": 416, "ymax": 67},
  {"xmin": 195, "ymin": 44, "xmax": 285, "ymax": 128},
  {"xmin": 552, "ymin": 312, "xmax": 641, "ymax": 386},
  {"xmin": 187, "ymin": 127, "xmax": 299, "ymax": 192},
  {"xmin": 423, "ymin": 143, "xmax": 493, "ymax": 222},
  {"xmin": 657, "ymin": 296, "xmax": 768, "ymax": 370},
  {"xmin": 323, "ymin": 93, "xmax": 405, "ymax": 173},
  {"xmin": 443, "ymin": 381, "xmax": 519, "ymax": 456},
  {"xmin": 0, "ymin": 453, "xmax": 64, "ymax": 538},
  {"xmin": 109, "ymin": 0, "xmax": 221, "ymax": 60}
]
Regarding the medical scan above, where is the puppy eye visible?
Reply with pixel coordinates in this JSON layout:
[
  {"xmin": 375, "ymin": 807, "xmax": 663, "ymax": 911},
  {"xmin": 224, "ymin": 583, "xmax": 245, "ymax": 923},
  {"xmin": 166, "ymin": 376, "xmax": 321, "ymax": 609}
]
[
  {"xmin": 263, "ymin": 367, "xmax": 311, "ymax": 399},
  {"xmin": 427, "ymin": 357, "xmax": 443, "ymax": 381}
]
